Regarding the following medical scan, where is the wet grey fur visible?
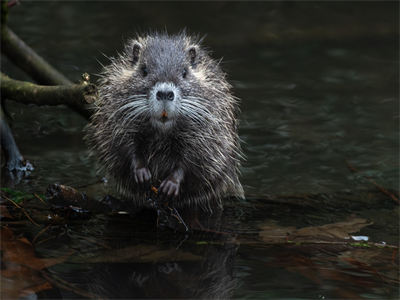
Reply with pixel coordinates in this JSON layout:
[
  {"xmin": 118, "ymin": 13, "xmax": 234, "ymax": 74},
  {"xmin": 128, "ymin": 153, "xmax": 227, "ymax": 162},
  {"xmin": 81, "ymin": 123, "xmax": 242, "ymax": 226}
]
[{"xmin": 86, "ymin": 32, "xmax": 244, "ymax": 211}]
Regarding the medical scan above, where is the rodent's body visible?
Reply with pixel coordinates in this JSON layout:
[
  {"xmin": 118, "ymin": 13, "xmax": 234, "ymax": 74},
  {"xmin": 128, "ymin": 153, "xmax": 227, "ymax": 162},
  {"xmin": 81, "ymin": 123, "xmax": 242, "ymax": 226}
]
[{"xmin": 86, "ymin": 32, "xmax": 243, "ymax": 211}]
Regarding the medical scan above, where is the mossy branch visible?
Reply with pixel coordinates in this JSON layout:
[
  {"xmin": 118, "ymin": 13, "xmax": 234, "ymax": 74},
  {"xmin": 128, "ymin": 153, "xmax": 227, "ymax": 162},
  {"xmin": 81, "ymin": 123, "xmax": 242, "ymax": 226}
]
[{"xmin": 1, "ymin": 73, "xmax": 95, "ymax": 117}]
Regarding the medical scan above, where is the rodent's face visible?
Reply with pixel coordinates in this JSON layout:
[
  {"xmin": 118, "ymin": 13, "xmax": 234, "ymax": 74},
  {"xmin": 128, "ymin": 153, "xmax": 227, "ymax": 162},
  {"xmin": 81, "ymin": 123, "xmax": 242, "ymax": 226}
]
[
  {"xmin": 126, "ymin": 35, "xmax": 207, "ymax": 131},
  {"xmin": 100, "ymin": 34, "xmax": 228, "ymax": 134}
]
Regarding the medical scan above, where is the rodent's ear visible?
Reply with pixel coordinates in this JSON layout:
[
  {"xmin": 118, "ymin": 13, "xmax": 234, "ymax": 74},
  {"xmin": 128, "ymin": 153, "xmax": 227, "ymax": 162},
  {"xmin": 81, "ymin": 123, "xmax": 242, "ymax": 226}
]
[
  {"xmin": 188, "ymin": 46, "xmax": 197, "ymax": 67},
  {"xmin": 131, "ymin": 42, "xmax": 142, "ymax": 66}
]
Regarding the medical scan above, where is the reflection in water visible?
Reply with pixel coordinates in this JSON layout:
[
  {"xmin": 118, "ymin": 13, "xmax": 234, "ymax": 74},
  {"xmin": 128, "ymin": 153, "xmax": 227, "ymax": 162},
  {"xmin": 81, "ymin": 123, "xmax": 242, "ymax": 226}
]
[
  {"xmin": 76, "ymin": 244, "xmax": 238, "ymax": 299},
  {"xmin": 40, "ymin": 212, "xmax": 239, "ymax": 299}
]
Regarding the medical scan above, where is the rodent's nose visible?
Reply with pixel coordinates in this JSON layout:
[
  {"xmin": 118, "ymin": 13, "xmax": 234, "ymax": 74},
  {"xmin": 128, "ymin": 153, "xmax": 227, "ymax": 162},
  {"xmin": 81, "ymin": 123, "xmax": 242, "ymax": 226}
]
[{"xmin": 156, "ymin": 90, "xmax": 175, "ymax": 101}]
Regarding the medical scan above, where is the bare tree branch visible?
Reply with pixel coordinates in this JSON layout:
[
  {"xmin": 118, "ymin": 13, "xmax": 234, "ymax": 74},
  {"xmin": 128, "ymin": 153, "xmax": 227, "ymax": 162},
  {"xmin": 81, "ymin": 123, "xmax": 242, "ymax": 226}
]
[{"xmin": 1, "ymin": 27, "xmax": 72, "ymax": 86}]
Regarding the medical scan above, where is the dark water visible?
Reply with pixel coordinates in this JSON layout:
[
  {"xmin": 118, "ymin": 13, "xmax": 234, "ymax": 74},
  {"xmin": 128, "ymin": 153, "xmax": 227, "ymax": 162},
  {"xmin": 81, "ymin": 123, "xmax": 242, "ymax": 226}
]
[{"xmin": 1, "ymin": 1, "xmax": 399, "ymax": 299}]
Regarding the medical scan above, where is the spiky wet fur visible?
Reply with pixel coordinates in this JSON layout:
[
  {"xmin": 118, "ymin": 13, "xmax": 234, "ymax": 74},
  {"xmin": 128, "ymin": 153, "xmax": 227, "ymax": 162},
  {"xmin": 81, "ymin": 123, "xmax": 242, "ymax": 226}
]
[{"xmin": 86, "ymin": 32, "xmax": 244, "ymax": 211}]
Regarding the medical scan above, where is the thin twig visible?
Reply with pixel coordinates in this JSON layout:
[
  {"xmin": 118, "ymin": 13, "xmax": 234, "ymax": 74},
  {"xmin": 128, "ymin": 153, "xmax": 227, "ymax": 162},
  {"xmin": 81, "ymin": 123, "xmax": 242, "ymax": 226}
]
[
  {"xmin": 33, "ymin": 193, "xmax": 46, "ymax": 204},
  {"xmin": 35, "ymin": 235, "xmax": 56, "ymax": 246},
  {"xmin": 2, "ymin": 194, "xmax": 40, "ymax": 226},
  {"xmin": 2, "ymin": 193, "xmax": 21, "ymax": 208},
  {"xmin": 346, "ymin": 161, "xmax": 399, "ymax": 205},
  {"xmin": 32, "ymin": 225, "xmax": 50, "ymax": 244},
  {"xmin": 252, "ymin": 239, "xmax": 399, "ymax": 249}
]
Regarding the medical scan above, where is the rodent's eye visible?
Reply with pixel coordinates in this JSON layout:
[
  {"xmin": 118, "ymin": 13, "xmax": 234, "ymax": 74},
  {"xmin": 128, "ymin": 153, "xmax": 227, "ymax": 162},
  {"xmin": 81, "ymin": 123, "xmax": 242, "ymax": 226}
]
[
  {"xmin": 141, "ymin": 65, "xmax": 148, "ymax": 77},
  {"xmin": 182, "ymin": 68, "xmax": 188, "ymax": 79}
]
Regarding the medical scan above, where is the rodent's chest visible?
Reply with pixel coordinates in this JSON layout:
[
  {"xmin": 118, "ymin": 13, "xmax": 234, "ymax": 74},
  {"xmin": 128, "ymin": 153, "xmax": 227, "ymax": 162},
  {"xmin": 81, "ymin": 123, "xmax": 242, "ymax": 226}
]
[{"xmin": 136, "ymin": 133, "xmax": 183, "ymax": 177}]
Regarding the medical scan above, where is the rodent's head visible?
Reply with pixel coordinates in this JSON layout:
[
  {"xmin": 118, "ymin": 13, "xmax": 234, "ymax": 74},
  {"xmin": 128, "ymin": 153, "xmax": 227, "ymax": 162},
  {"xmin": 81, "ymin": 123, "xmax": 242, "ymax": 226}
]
[{"xmin": 99, "ymin": 32, "xmax": 231, "ymax": 132}]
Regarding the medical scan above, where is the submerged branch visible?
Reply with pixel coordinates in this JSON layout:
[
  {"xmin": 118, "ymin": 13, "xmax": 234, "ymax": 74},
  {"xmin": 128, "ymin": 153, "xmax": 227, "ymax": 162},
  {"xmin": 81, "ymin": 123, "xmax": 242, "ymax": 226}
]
[
  {"xmin": 1, "ymin": 73, "xmax": 95, "ymax": 118},
  {"xmin": 346, "ymin": 161, "xmax": 399, "ymax": 205}
]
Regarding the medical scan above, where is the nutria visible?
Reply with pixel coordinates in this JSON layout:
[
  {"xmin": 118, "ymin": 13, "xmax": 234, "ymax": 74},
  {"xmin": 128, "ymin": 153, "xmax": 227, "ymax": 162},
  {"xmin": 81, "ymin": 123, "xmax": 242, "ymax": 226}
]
[{"xmin": 86, "ymin": 32, "xmax": 243, "ymax": 211}]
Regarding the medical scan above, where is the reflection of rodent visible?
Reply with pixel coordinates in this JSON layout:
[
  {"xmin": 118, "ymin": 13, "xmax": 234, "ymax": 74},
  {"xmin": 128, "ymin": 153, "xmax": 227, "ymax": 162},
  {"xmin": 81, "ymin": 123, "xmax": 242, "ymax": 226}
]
[{"xmin": 86, "ymin": 32, "xmax": 243, "ymax": 210}]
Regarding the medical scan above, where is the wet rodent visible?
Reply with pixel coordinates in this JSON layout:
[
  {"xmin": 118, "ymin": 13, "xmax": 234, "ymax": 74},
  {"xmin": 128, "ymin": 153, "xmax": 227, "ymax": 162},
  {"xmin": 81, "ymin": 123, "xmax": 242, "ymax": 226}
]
[{"xmin": 86, "ymin": 32, "xmax": 243, "ymax": 211}]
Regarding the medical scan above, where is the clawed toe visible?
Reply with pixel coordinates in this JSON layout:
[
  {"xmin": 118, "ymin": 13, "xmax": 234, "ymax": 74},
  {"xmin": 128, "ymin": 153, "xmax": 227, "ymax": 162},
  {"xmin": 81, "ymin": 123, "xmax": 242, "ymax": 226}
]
[
  {"xmin": 134, "ymin": 167, "xmax": 151, "ymax": 188},
  {"xmin": 159, "ymin": 179, "xmax": 180, "ymax": 200}
]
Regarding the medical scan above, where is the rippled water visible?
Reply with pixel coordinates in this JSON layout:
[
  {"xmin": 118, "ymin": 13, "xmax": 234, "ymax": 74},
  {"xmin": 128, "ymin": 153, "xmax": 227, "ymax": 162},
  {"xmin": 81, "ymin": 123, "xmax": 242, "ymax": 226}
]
[{"xmin": 1, "ymin": 2, "xmax": 399, "ymax": 299}]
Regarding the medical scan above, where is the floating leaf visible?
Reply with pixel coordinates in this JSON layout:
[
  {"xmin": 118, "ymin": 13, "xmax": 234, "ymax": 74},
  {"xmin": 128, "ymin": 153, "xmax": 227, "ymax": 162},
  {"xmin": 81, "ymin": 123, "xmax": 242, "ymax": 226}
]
[
  {"xmin": 290, "ymin": 217, "xmax": 373, "ymax": 240},
  {"xmin": 0, "ymin": 226, "xmax": 73, "ymax": 299},
  {"xmin": 1, "ymin": 226, "xmax": 72, "ymax": 270},
  {"xmin": 258, "ymin": 222, "xmax": 296, "ymax": 243},
  {"xmin": 259, "ymin": 217, "xmax": 373, "ymax": 244},
  {"xmin": 1, "ymin": 267, "xmax": 52, "ymax": 299}
]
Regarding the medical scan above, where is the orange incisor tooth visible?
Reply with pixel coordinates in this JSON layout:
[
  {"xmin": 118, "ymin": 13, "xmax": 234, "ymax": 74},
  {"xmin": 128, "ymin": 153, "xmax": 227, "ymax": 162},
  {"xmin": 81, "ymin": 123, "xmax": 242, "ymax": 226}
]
[{"xmin": 161, "ymin": 110, "xmax": 168, "ymax": 118}]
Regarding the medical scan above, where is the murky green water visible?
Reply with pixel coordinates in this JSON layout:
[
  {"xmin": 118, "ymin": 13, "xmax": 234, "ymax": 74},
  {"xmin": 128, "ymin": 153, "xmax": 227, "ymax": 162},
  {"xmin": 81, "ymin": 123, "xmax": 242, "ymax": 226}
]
[{"xmin": 1, "ymin": 2, "xmax": 399, "ymax": 299}]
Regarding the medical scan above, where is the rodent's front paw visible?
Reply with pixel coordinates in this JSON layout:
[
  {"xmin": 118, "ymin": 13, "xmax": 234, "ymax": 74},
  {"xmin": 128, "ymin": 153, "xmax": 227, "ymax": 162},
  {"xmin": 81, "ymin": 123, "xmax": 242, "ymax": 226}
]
[
  {"xmin": 159, "ymin": 178, "xmax": 180, "ymax": 198},
  {"xmin": 134, "ymin": 167, "xmax": 151, "ymax": 185}
]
